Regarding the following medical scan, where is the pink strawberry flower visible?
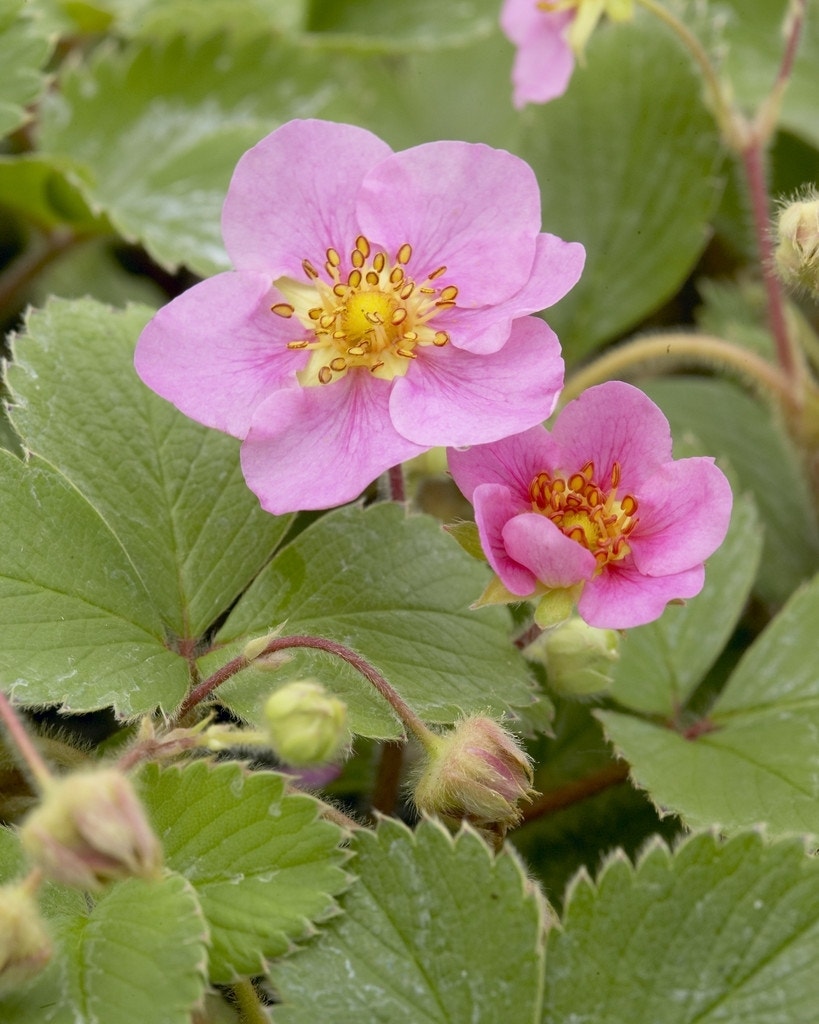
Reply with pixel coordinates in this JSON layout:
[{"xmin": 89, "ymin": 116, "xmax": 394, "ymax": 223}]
[
  {"xmin": 135, "ymin": 119, "xmax": 584, "ymax": 515},
  {"xmin": 447, "ymin": 381, "xmax": 732, "ymax": 629},
  {"xmin": 500, "ymin": 0, "xmax": 635, "ymax": 109}
]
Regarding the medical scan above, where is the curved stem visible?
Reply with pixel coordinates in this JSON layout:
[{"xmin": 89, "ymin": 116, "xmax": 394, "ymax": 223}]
[
  {"xmin": 174, "ymin": 635, "xmax": 436, "ymax": 749},
  {"xmin": 0, "ymin": 230, "xmax": 83, "ymax": 318},
  {"xmin": 753, "ymin": 0, "xmax": 807, "ymax": 143},
  {"xmin": 562, "ymin": 331, "xmax": 797, "ymax": 412},
  {"xmin": 0, "ymin": 690, "xmax": 52, "ymax": 790},
  {"xmin": 519, "ymin": 760, "xmax": 630, "ymax": 824},
  {"xmin": 230, "ymin": 978, "xmax": 270, "ymax": 1024},
  {"xmin": 387, "ymin": 463, "xmax": 406, "ymax": 503}
]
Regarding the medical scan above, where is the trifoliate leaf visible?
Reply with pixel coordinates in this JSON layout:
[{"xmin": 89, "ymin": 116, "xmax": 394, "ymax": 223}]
[
  {"xmin": 610, "ymin": 493, "xmax": 762, "ymax": 716},
  {"xmin": 7, "ymin": 298, "xmax": 291, "ymax": 641},
  {"xmin": 543, "ymin": 831, "xmax": 819, "ymax": 1023},
  {"xmin": 140, "ymin": 760, "xmax": 349, "ymax": 984},
  {"xmin": 522, "ymin": 13, "xmax": 723, "ymax": 360},
  {"xmin": 0, "ymin": 0, "xmax": 53, "ymax": 138},
  {"xmin": 38, "ymin": 35, "xmax": 339, "ymax": 274},
  {"xmin": 201, "ymin": 502, "xmax": 542, "ymax": 739},
  {"xmin": 599, "ymin": 572, "xmax": 819, "ymax": 835},
  {"xmin": 270, "ymin": 818, "xmax": 548, "ymax": 1023}
]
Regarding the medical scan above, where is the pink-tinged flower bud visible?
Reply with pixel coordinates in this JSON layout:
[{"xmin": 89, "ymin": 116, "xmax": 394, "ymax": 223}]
[
  {"xmin": 264, "ymin": 681, "xmax": 350, "ymax": 767},
  {"xmin": 0, "ymin": 882, "xmax": 52, "ymax": 994},
  {"xmin": 775, "ymin": 193, "xmax": 819, "ymax": 296},
  {"xmin": 19, "ymin": 769, "xmax": 162, "ymax": 891},
  {"xmin": 526, "ymin": 616, "xmax": 620, "ymax": 697},
  {"xmin": 412, "ymin": 716, "xmax": 536, "ymax": 840}
]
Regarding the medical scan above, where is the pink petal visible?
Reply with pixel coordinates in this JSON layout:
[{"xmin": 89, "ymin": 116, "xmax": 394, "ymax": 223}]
[
  {"xmin": 552, "ymin": 382, "xmax": 674, "ymax": 493},
  {"xmin": 500, "ymin": 0, "xmax": 575, "ymax": 108},
  {"xmin": 503, "ymin": 512, "xmax": 597, "ymax": 588},
  {"xmin": 578, "ymin": 562, "xmax": 705, "ymax": 629},
  {"xmin": 222, "ymin": 119, "xmax": 393, "ymax": 277},
  {"xmin": 448, "ymin": 424, "xmax": 560, "ymax": 505},
  {"xmin": 240, "ymin": 373, "xmax": 426, "ymax": 515},
  {"xmin": 630, "ymin": 458, "xmax": 733, "ymax": 575},
  {"xmin": 472, "ymin": 484, "xmax": 538, "ymax": 595},
  {"xmin": 356, "ymin": 140, "xmax": 540, "ymax": 308},
  {"xmin": 134, "ymin": 272, "xmax": 302, "ymax": 438},
  {"xmin": 442, "ymin": 234, "xmax": 586, "ymax": 356},
  {"xmin": 390, "ymin": 316, "xmax": 564, "ymax": 447}
]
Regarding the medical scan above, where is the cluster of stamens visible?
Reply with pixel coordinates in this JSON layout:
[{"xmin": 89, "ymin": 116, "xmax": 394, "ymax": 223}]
[
  {"xmin": 270, "ymin": 235, "xmax": 456, "ymax": 386},
  {"xmin": 529, "ymin": 461, "xmax": 638, "ymax": 571}
]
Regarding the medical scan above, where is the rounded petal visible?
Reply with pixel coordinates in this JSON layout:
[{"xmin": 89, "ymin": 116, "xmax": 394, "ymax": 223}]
[
  {"xmin": 222, "ymin": 119, "xmax": 393, "ymax": 276},
  {"xmin": 552, "ymin": 382, "xmax": 673, "ymax": 492},
  {"xmin": 134, "ymin": 271, "xmax": 302, "ymax": 438},
  {"xmin": 500, "ymin": 0, "xmax": 575, "ymax": 108},
  {"xmin": 442, "ymin": 234, "xmax": 585, "ymax": 356},
  {"xmin": 390, "ymin": 316, "xmax": 564, "ymax": 447},
  {"xmin": 630, "ymin": 458, "xmax": 733, "ymax": 575},
  {"xmin": 448, "ymin": 425, "xmax": 560, "ymax": 505},
  {"xmin": 503, "ymin": 513, "xmax": 596, "ymax": 588},
  {"xmin": 472, "ymin": 484, "xmax": 538, "ymax": 595},
  {"xmin": 240, "ymin": 373, "xmax": 425, "ymax": 515},
  {"xmin": 578, "ymin": 562, "xmax": 705, "ymax": 629},
  {"xmin": 356, "ymin": 140, "xmax": 540, "ymax": 307}
]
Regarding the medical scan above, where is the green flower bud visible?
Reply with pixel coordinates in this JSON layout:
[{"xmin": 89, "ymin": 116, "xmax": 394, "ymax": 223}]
[
  {"xmin": 19, "ymin": 768, "xmax": 162, "ymax": 891},
  {"xmin": 412, "ymin": 716, "xmax": 535, "ymax": 840},
  {"xmin": 526, "ymin": 616, "xmax": 620, "ymax": 697},
  {"xmin": 0, "ymin": 882, "xmax": 52, "ymax": 994},
  {"xmin": 775, "ymin": 191, "xmax": 819, "ymax": 296},
  {"xmin": 264, "ymin": 681, "xmax": 350, "ymax": 767}
]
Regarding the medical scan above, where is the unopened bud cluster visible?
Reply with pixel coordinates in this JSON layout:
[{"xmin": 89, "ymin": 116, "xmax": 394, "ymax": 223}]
[
  {"xmin": 19, "ymin": 768, "xmax": 162, "ymax": 891},
  {"xmin": 413, "ymin": 715, "xmax": 535, "ymax": 839},
  {"xmin": 775, "ymin": 191, "xmax": 819, "ymax": 297}
]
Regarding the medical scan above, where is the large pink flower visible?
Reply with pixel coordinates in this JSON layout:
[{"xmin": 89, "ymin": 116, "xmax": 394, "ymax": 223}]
[
  {"xmin": 447, "ymin": 381, "xmax": 733, "ymax": 629},
  {"xmin": 135, "ymin": 119, "xmax": 584, "ymax": 515},
  {"xmin": 500, "ymin": 0, "xmax": 635, "ymax": 109}
]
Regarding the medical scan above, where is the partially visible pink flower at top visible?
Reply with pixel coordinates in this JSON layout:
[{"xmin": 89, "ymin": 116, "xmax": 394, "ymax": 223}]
[
  {"xmin": 500, "ymin": 0, "xmax": 635, "ymax": 109},
  {"xmin": 135, "ymin": 119, "xmax": 584, "ymax": 515},
  {"xmin": 448, "ymin": 381, "xmax": 732, "ymax": 629}
]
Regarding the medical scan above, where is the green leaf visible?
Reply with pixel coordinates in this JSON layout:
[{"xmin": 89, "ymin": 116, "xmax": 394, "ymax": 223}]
[
  {"xmin": 7, "ymin": 298, "xmax": 291, "ymax": 640},
  {"xmin": 140, "ymin": 760, "xmax": 349, "ymax": 984},
  {"xmin": 0, "ymin": 0, "xmax": 53, "ymax": 138},
  {"xmin": 521, "ymin": 13, "xmax": 723, "ymax": 361},
  {"xmin": 0, "ymin": 448, "xmax": 188, "ymax": 716},
  {"xmin": 643, "ymin": 377, "xmax": 819, "ymax": 605},
  {"xmin": 38, "ymin": 35, "xmax": 340, "ymax": 274},
  {"xmin": 610, "ymin": 493, "xmax": 763, "ymax": 716},
  {"xmin": 270, "ymin": 817, "xmax": 547, "ymax": 1023},
  {"xmin": 0, "ymin": 156, "xmax": 101, "ymax": 231},
  {"xmin": 202, "ymin": 503, "xmax": 541, "ymax": 739},
  {"xmin": 543, "ymin": 831, "xmax": 819, "ymax": 1023},
  {"xmin": 599, "ymin": 573, "xmax": 819, "ymax": 834}
]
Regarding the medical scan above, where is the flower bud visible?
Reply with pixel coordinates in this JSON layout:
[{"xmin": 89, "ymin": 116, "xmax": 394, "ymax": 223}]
[
  {"xmin": 775, "ymin": 192, "xmax": 819, "ymax": 296},
  {"xmin": 19, "ymin": 768, "xmax": 162, "ymax": 890},
  {"xmin": 412, "ymin": 716, "xmax": 535, "ymax": 839},
  {"xmin": 0, "ymin": 882, "xmax": 52, "ymax": 994},
  {"xmin": 526, "ymin": 616, "xmax": 620, "ymax": 697},
  {"xmin": 263, "ymin": 680, "xmax": 350, "ymax": 767}
]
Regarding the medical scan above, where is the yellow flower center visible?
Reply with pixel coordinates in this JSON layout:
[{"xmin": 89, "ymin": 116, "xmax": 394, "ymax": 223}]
[
  {"xmin": 537, "ymin": 0, "xmax": 634, "ymax": 58},
  {"xmin": 270, "ymin": 236, "xmax": 454, "ymax": 386},
  {"xmin": 529, "ymin": 460, "xmax": 638, "ymax": 571}
]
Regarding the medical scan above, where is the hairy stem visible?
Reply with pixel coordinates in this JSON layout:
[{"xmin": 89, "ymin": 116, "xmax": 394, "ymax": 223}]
[
  {"xmin": 230, "ymin": 978, "xmax": 270, "ymax": 1024},
  {"xmin": 520, "ymin": 761, "xmax": 630, "ymax": 824},
  {"xmin": 0, "ymin": 690, "xmax": 52, "ymax": 790}
]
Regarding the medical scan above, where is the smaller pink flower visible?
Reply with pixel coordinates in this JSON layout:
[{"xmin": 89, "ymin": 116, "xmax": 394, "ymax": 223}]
[
  {"xmin": 500, "ymin": 0, "xmax": 635, "ymax": 109},
  {"xmin": 447, "ymin": 381, "xmax": 733, "ymax": 629}
]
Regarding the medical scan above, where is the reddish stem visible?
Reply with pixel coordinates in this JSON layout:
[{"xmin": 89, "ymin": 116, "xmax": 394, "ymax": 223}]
[{"xmin": 519, "ymin": 761, "xmax": 630, "ymax": 824}]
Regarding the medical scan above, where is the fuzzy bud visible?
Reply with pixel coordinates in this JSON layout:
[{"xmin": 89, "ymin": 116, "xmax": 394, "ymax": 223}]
[
  {"xmin": 412, "ymin": 716, "xmax": 535, "ymax": 839},
  {"xmin": 19, "ymin": 768, "xmax": 162, "ymax": 891},
  {"xmin": 264, "ymin": 681, "xmax": 350, "ymax": 767},
  {"xmin": 775, "ymin": 192, "xmax": 819, "ymax": 296},
  {"xmin": 0, "ymin": 883, "xmax": 52, "ymax": 994},
  {"xmin": 526, "ymin": 616, "xmax": 620, "ymax": 697}
]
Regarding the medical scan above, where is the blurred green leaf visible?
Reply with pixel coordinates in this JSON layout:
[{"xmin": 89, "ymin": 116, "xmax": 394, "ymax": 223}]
[
  {"xmin": 0, "ymin": 0, "xmax": 53, "ymax": 139},
  {"xmin": 202, "ymin": 502, "xmax": 543, "ymax": 739},
  {"xmin": 520, "ymin": 13, "xmax": 723, "ymax": 361},
  {"xmin": 0, "ymin": 156, "xmax": 102, "ymax": 231},
  {"xmin": 141, "ymin": 760, "xmax": 349, "ymax": 983},
  {"xmin": 600, "ymin": 573, "xmax": 819, "ymax": 834},
  {"xmin": 270, "ymin": 818, "xmax": 546, "ymax": 1023},
  {"xmin": 543, "ymin": 831, "xmax": 819, "ymax": 1023}
]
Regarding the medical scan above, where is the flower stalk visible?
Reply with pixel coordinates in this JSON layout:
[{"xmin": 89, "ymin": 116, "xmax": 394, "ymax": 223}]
[{"xmin": 0, "ymin": 690, "xmax": 52, "ymax": 791}]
